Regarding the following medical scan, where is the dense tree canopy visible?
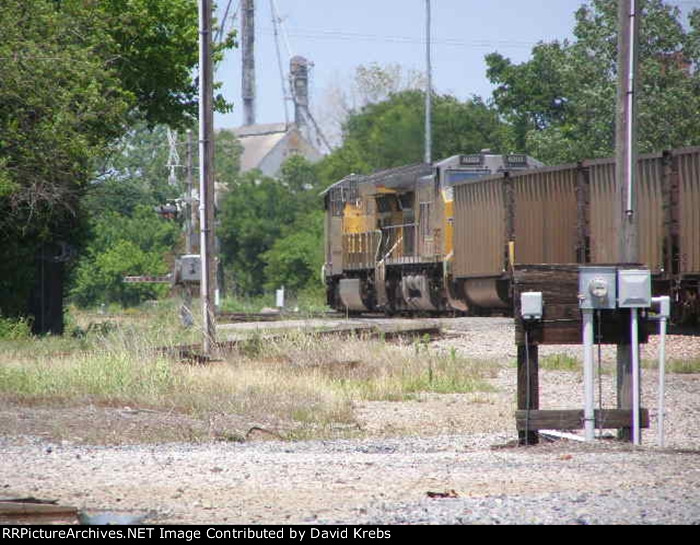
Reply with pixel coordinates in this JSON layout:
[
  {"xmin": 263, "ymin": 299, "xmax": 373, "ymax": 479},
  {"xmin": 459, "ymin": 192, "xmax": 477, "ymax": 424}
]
[
  {"xmin": 218, "ymin": 155, "xmax": 324, "ymax": 297},
  {"xmin": 0, "ymin": 0, "xmax": 230, "ymax": 327},
  {"xmin": 486, "ymin": 0, "xmax": 700, "ymax": 164},
  {"xmin": 70, "ymin": 205, "xmax": 179, "ymax": 308}
]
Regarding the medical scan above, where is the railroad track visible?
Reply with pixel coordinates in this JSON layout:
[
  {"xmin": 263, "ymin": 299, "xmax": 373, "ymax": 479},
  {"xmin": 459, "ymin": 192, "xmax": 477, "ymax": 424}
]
[
  {"xmin": 215, "ymin": 310, "xmax": 473, "ymax": 323},
  {"xmin": 160, "ymin": 322, "xmax": 443, "ymax": 364}
]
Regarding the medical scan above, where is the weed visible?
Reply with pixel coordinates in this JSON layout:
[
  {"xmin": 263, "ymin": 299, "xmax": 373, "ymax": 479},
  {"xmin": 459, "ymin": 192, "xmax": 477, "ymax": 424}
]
[
  {"xmin": 539, "ymin": 353, "xmax": 580, "ymax": 371},
  {"xmin": 666, "ymin": 359, "xmax": 700, "ymax": 374},
  {"xmin": 0, "ymin": 316, "xmax": 32, "ymax": 340},
  {"xmin": 0, "ymin": 306, "xmax": 500, "ymax": 442}
]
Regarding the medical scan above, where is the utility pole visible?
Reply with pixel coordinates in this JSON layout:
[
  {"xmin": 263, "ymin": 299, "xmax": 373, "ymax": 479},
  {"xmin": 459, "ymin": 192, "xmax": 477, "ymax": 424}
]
[
  {"xmin": 185, "ymin": 129, "xmax": 195, "ymax": 255},
  {"xmin": 424, "ymin": 0, "xmax": 432, "ymax": 165},
  {"xmin": 615, "ymin": 0, "xmax": 640, "ymax": 442},
  {"xmin": 241, "ymin": 0, "xmax": 256, "ymax": 126},
  {"xmin": 199, "ymin": 0, "xmax": 216, "ymax": 355}
]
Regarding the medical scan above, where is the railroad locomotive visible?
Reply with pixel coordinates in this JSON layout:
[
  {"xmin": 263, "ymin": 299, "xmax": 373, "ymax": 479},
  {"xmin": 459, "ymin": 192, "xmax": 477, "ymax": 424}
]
[
  {"xmin": 322, "ymin": 147, "xmax": 700, "ymax": 323},
  {"xmin": 321, "ymin": 152, "xmax": 542, "ymax": 314}
]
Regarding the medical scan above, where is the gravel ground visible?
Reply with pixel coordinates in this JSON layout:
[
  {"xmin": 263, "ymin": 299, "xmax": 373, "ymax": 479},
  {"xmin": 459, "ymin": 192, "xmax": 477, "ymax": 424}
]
[{"xmin": 1, "ymin": 317, "xmax": 699, "ymax": 525}]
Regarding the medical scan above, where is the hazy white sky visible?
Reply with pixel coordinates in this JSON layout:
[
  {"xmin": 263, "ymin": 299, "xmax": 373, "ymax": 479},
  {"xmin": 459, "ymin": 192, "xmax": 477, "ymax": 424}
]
[{"xmin": 213, "ymin": 0, "xmax": 694, "ymax": 130}]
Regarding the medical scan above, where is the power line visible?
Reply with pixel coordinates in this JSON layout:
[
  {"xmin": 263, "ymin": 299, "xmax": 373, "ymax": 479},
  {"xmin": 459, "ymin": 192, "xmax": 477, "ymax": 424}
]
[
  {"xmin": 215, "ymin": 0, "xmax": 240, "ymax": 44},
  {"xmin": 256, "ymin": 26, "xmax": 548, "ymax": 50},
  {"xmin": 270, "ymin": 0, "xmax": 291, "ymax": 124}
]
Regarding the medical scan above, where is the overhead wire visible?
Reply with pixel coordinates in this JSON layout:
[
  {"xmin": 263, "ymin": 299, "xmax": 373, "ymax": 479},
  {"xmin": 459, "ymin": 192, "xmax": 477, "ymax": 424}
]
[
  {"xmin": 215, "ymin": 0, "xmax": 240, "ymax": 45},
  {"xmin": 270, "ymin": 0, "xmax": 291, "ymax": 125},
  {"xmin": 256, "ymin": 26, "xmax": 546, "ymax": 50}
]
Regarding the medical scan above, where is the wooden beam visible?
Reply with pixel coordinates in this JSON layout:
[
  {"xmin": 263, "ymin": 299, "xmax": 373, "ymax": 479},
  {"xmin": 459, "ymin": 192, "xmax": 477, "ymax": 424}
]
[
  {"xmin": 515, "ymin": 409, "xmax": 650, "ymax": 431},
  {"xmin": 513, "ymin": 264, "xmax": 652, "ymax": 346},
  {"xmin": 517, "ymin": 342, "xmax": 539, "ymax": 445},
  {"xmin": 0, "ymin": 501, "xmax": 78, "ymax": 524}
]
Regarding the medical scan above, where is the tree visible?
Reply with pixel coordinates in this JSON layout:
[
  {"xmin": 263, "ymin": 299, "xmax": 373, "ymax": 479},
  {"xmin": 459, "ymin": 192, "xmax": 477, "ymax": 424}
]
[
  {"xmin": 486, "ymin": 0, "xmax": 700, "ymax": 164},
  {"xmin": 314, "ymin": 63, "xmax": 427, "ymax": 148},
  {"xmin": 218, "ymin": 171, "xmax": 298, "ymax": 295},
  {"xmin": 0, "ymin": 0, "xmax": 232, "ymax": 329},
  {"xmin": 215, "ymin": 129, "xmax": 245, "ymax": 188},
  {"xmin": 86, "ymin": 123, "xmax": 179, "ymax": 218},
  {"xmin": 0, "ymin": 1, "xmax": 131, "ymax": 325},
  {"xmin": 218, "ymin": 156, "xmax": 325, "ymax": 298},
  {"xmin": 317, "ymin": 90, "xmax": 505, "ymax": 185},
  {"xmin": 70, "ymin": 206, "xmax": 179, "ymax": 308},
  {"xmin": 263, "ymin": 211, "xmax": 325, "ymax": 295}
]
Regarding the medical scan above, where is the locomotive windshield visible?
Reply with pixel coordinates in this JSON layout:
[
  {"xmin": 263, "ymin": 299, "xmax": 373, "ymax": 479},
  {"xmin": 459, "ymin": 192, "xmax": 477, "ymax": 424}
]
[{"xmin": 445, "ymin": 169, "xmax": 492, "ymax": 186}]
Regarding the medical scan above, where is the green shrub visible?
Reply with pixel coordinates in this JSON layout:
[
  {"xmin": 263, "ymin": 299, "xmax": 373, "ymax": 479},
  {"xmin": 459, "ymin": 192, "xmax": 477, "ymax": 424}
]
[{"xmin": 0, "ymin": 317, "xmax": 32, "ymax": 340}]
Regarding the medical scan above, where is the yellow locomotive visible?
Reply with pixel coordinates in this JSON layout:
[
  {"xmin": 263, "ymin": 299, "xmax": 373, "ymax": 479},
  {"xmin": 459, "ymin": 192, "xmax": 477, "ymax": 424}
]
[{"xmin": 322, "ymin": 152, "xmax": 542, "ymax": 314}]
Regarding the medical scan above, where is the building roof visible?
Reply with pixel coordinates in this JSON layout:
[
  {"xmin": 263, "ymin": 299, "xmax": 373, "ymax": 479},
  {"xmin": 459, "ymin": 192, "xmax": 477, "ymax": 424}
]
[{"xmin": 233, "ymin": 123, "xmax": 291, "ymax": 173}]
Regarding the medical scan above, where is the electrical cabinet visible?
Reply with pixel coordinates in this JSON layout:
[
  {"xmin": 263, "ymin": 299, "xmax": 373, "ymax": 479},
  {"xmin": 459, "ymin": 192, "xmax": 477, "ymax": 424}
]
[
  {"xmin": 578, "ymin": 266, "xmax": 617, "ymax": 310},
  {"xmin": 618, "ymin": 269, "xmax": 652, "ymax": 308},
  {"xmin": 520, "ymin": 292, "xmax": 543, "ymax": 321},
  {"xmin": 176, "ymin": 254, "xmax": 201, "ymax": 284}
]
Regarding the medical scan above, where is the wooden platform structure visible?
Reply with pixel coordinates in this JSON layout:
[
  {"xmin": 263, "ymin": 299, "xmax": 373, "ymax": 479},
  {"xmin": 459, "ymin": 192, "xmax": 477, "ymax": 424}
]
[{"xmin": 513, "ymin": 264, "xmax": 651, "ymax": 445}]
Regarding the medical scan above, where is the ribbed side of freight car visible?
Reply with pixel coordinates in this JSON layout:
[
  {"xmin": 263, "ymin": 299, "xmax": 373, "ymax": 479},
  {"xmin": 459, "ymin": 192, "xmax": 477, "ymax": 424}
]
[
  {"xmin": 512, "ymin": 165, "xmax": 580, "ymax": 265},
  {"xmin": 676, "ymin": 147, "xmax": 700, "ymax": 275},
  {"xmin": 453, "ymin": 175, "xmax": 505, "ymax": 278},
  {"xmin": 452, "ymin": 147, "xmax": 700, "ymax": 319},
  {"xmin": 585, "ymin": 153, "xmax": 665, "ymax": 272}
]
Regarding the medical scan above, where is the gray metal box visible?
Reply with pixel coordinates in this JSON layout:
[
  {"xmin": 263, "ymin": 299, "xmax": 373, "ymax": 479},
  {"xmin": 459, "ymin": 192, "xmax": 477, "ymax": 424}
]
[
  {"xmin": 579, "ymin": 266, "xmax": 617, "ymax": 310},
  {"xmin": 177, "ymin": 254, "xmax": 201, "ymax": 283},
  {"xmin": 521, "ymin": 291, "xmax": 543, "ymax": 320},
  {"xmin": 618, "ymin": 269, "xmax": 651, "ymax": 308}
]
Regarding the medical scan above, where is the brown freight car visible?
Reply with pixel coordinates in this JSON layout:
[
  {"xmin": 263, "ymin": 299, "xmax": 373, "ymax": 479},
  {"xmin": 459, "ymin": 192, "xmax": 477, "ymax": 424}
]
[{"xmin": 451, "ymin": 147, "xmax": 700, "ymax": 324}]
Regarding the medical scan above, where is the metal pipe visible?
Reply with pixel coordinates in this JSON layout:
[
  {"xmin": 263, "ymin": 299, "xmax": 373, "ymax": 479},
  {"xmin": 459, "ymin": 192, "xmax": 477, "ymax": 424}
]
[
  {"xmin": 583, "ymin": 309, "xmax": 595, "ymax": 441},
  {"xmin": 652, "ymin": 296, "xmax": 670, "ymax": 448},
  {"xmin": 625, "ymin": 0, "xmax": 638, "ymax": 215},
  {"xmin": 657, "ymin": 313, "xmax": 667, "ymax": 447},
  {"xmin": 185, "ymin": 129, "xmax": 194, "ymax": 254},
  {"xmin": 631, "ymin": 308, "xmax": 641, "ymax": 445},
  {"xmin": 424, "ymin": 0, "xmax": 432, "ymax": 165}
]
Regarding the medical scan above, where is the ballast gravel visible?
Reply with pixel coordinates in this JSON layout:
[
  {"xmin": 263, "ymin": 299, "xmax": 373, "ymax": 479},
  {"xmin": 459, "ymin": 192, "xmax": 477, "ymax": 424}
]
[{"xmin": 1, "ymin": 317, "xmax": 699, "ymax": 525}]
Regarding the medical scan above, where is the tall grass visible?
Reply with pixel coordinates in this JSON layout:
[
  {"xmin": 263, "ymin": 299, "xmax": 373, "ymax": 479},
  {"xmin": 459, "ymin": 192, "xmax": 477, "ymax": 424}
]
[{"xmin": 0, "ymin": 319, "xmax": 499, "ymax": 439}]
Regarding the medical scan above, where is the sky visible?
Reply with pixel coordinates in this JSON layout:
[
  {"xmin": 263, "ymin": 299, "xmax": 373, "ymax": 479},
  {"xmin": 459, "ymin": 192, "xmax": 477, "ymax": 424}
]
[{"xmin": 213, "ymin": 0, "xmax": 696, "ymax": 131}]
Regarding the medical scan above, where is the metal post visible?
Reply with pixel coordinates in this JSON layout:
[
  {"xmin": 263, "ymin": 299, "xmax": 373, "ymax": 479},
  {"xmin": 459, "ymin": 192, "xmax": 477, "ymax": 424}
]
[
  {"xmin": 199, "ymin": 0, "xmax": 216, "ymax": 355},
  {"xmin": 582, "ymin": 309, "xmax": 595, "ymax": 441},
  {"xmin": 655, "ymin": 297, "xmax": 669, "ymax": 448},
  {"xmin": 631, "ymin": 308, "xmax": 641, "ymax": 445},
  {"xmin": 615, "ymin": 0, "xmax": 640, "ymax": 442},
  {"xmin": 424, "ymin": 0, "xmax": 432, "ymax": 165},
  {"xmin": 517, "ymin": 334, "xmax": 539, "ymax": 446}
]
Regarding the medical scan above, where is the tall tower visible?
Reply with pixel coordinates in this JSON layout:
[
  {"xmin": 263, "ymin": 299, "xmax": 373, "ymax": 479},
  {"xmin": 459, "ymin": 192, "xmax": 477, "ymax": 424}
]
[
  {"xmin": 241, "ymin": 0, "xmax": 256, "ymax": 126},
  {"xmin": 290, "ymin": 55, "xmax": 309, "ymax": 127}
]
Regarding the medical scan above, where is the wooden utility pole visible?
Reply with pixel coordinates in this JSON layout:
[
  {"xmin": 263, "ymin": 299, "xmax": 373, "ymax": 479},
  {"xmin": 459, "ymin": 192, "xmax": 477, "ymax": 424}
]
[
  {"xmin": 615, "ymin": 0, "xmax": 640, "ymax": 441},
  {"xmin": 199, "ymin": 0, "xmax": 216, "ymax": 355},
  {"xmin": 424, "ymin": 0, "xmax": 432, "ymax": 165},
  {"xmin": 185, "ymin": 129, "xmax": 195, "ymax": 255}
]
